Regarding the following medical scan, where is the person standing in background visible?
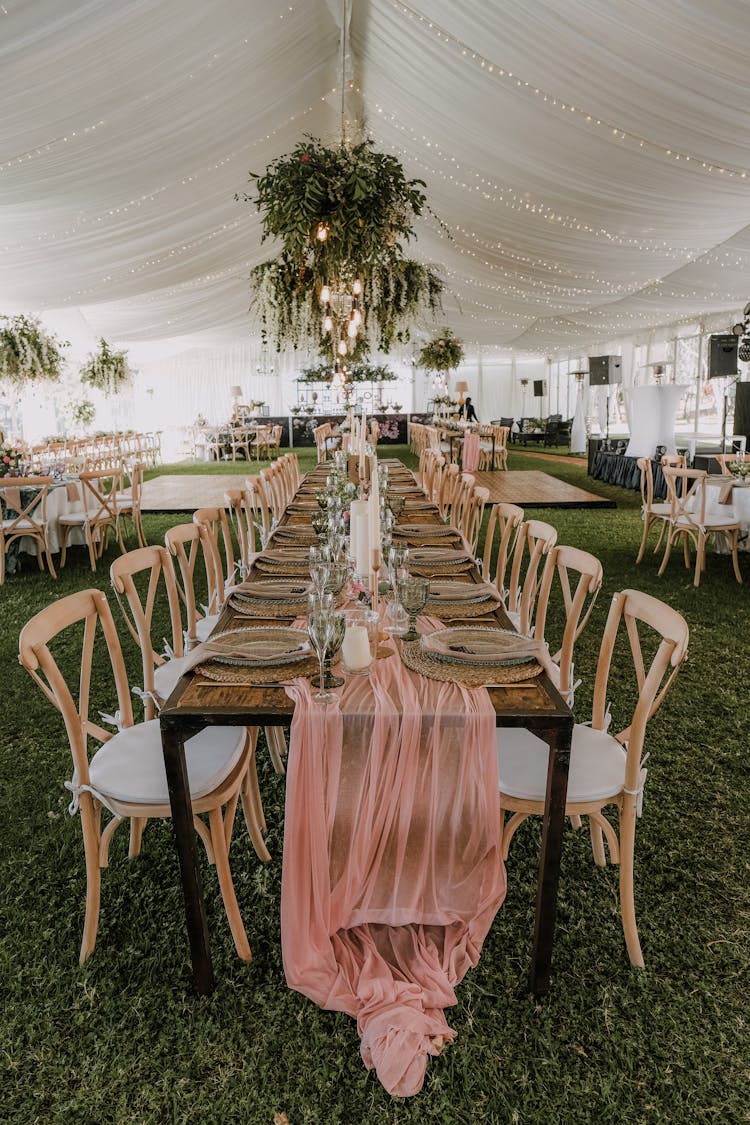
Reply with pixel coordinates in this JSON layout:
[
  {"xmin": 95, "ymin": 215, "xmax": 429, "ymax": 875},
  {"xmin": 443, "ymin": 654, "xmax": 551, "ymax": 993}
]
[{"xmin": 460, "ymin": 396, "xmax": 478, "ymax": 423}]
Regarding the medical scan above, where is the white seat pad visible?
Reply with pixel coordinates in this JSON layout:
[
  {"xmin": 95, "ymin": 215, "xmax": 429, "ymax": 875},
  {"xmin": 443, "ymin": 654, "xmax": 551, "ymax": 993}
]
[
  {"xmin": 89, "ymin": 719, "xmax": 246, "ymax": 805},
  {"xmin": 496, "ymin": 723, "xmax": 627, "ymax": 804},
  {"xmin": 153, "ymin": 655, "xmax": 192, "ymax": 701},
  {"xmin": 2, "ymin": 518, "xmax": 40, "ymax": 530},
  {"xmin": 196, "ymin": 613, "xmax": 220, "ymax": 642}
]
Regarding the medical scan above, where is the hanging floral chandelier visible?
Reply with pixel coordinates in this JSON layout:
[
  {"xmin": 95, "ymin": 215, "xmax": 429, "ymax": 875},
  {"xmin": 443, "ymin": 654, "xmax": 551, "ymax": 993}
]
[{"xmin": 238, "ymin": 135, "xmax": 443, "ymax": 366}]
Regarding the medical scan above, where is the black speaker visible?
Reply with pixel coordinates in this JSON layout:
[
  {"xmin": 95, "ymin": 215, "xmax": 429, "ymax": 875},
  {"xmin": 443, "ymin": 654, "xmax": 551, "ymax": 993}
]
[
  {"xmin": 533, "ymin": 379, "xmax": 546, "ymax": 397},
  {"xmin": 708, "ymin": 335, "xmax": 738, "ymax": 378},
  {"xmin": 734, "ymin": 382, "xmax": 750, "ymax": 444},
  {"xmin": 588, "ymin": 355, "xmax": 622, "ymax": 386}
]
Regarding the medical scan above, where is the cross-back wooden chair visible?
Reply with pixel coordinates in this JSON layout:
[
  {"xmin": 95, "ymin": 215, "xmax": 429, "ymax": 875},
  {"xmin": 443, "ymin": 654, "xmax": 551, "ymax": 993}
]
[
  {"xmin": 715, "ymin": 453, "xmax": 743, "ymax": 476},
  {"xmin": 532, "ymin": 543, "xmax": 603, "ymax": 705},
  {"xmin": 0, "ymin": 476, "xmax": 57, "ymax": 583},
  {"xmin": 225, "ymin": 489, "xmax": 261, "ymax": 575},
  {"xmin": 18, "ymin": 587, "xmax": 268, "ymax": 965},
  {"xmin": 659, "ymin": 466, "xmax": 742, "ymax": 587},
  {"xmin": 496, "ymin": 588, "xmax": 689, "ymax": 966},
  {"xmin": 58, "ymin": 467, "xmax": 125, "ymax": 572},
  {"xmin": 458, "ymin": 484, "xmax": 489, "ymax": 556},
  {"xmin": 116, "ymin": 459, "xmax": 147, "ymax": 548},
  {"xmin": 482, "ymin": 502, "xmax": 525, "ymax": 593},
  {"xmin": 505, "ymin": 517, "xmax": 558, "ymax": 633},
  {"xmin": 244, "ymin": 475, "xmax": 275, "ymax": 547},
  {"xmin": 635, "ymin": 457, "xmax": 672, "ymax": 565},
  {"xmin": 110, "ymin": 545, "xmax": 187, "ymax": 721},
  {"xmin": 192, "ymin": 505, "xmax": 238, "ymax": 591},
  {"xmin": 165, "ymin": 521, "xmax": 223, "ymax": 646},
  {"xmin": 250, "ymin": 424, "xmax": 273, "ymax": 462}
]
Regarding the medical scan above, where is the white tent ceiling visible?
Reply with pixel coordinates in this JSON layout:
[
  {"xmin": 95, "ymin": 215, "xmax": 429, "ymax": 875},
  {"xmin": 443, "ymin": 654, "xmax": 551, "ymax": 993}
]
[{"xmin": 1, "ymin": 0, "xmax": 749, "ymax": 361}]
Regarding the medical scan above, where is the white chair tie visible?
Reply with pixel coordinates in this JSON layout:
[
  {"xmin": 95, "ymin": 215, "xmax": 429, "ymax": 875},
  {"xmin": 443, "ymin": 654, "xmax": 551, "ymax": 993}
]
[
  {"xmin": 64, "ymin": 770, "xmax": 118, "ymax": 817},
  {"xmin": 132, "ymin": 685, "xmax": 163, "ymax": 712},
  {"xmin": 623, "ymin": 756, "xmax": 649, "ymax": 817},
  {"xmin": 99, "ymin": 709, "xmax": 124, "ymax": 732}
]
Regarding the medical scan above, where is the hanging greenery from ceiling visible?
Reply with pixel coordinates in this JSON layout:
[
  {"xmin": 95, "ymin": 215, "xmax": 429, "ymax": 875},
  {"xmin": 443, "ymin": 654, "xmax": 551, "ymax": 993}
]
[
  {"xmin": 239, "ymin": 136, "xmax": 443, "ymax": 360},
  {"xmin": 79, "ymin": 338, "xmax": 133, "ymax": 396},
  {"xmin": 0, "ymin": 314, "xmax": 68, "ymax": 387},
  {"xmin": 298, "ymin": 361, "xmax": 399, "ymax": 385},
  {"xmin": 416, "ymin": 327, "xmax": 465, "ymax": 372}
]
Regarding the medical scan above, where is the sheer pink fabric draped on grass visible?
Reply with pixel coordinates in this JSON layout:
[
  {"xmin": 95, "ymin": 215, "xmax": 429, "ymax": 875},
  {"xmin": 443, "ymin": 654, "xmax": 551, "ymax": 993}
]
[
  {"xmin": 462, "ymin": 431, "xmax": 480, "ymax": 472},
  {"xmin": 282, "ymin": 643, "xmax": 505, "ymax": 1096}
]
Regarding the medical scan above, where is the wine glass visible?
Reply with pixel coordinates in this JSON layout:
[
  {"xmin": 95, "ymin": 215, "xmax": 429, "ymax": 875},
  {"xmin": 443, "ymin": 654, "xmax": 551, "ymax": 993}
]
[
  {"xmin": 308, "ymin": 608, "xmax": 336, "ymax": 705},
  {"xmin": 387, "ymin": 491, "xmax": 405, "ymax": 521},
  {"xmin": 324, "ymin": 561, "xmax": 349, "ymax": 599},
  {"xmin": 309, "ymin": 560, "xmax": 330, "ymax": 598},
  {"xmin": 312, "ymin": 608, "xmax": 346, "ymax": 689},
  {"xmin": 396, "ymin": 575, "xmax": 430, "ymax": 642}
]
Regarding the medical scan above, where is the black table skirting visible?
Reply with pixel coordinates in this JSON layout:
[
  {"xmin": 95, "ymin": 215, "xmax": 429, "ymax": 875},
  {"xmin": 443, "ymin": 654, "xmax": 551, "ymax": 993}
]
[{"xmin": 590, "ymin": 450, "xmax": 667, "ymax": 500}]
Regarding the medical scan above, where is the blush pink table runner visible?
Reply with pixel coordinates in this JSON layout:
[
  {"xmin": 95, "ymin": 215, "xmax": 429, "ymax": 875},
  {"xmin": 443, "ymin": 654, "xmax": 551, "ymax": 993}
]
[
  {"xmin": 282, "ymin": 648, "xmax": 505, "ymax": 1096},
  {"xmin": 462, "ymin": 431, "xmax": 480, "ymax": 472}
]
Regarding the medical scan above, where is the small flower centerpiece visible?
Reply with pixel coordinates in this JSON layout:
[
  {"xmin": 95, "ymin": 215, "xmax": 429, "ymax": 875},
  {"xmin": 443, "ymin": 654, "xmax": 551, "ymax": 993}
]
[{"xmin": 0, "ymin": 443, "xmax": 23, "ymax": 477}]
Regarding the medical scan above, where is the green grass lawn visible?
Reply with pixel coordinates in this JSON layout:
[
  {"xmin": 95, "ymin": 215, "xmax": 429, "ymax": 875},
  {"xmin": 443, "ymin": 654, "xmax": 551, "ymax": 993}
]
[{"xmin": 1, "ymin": 447, "xmax": 747, "ymax": 1123}]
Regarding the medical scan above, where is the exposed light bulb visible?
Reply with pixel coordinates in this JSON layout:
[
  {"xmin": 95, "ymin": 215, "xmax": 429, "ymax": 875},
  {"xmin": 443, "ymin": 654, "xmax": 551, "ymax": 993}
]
[
  {"xmin": 352, "ymin": 308, "xmax": 362, "ymax": 327},
  {"xmin": 347, "ymin": 320, "xmax": 358, "ymax": 338},
  {"xmin": 320, "ymin": 284, "xmax": 331, "ymax": 304},
  {"xmin": 352, "ymin": 277, "xmax": 363, "ymax": 295},
  {"xmin": 338, "ymin": 339, "xmax": 348, "ymax": 356},
  {"xmin": 323, "ymin": 315, "xmax": 333, "ymax": 333},
  {"xmin": 316, "ymin": 224, "xmax": 328, "ymax": 242}
]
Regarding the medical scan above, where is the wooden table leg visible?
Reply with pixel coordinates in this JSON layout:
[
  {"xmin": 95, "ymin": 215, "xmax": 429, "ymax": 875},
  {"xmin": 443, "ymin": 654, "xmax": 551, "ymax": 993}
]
[
  {"xmin": 161, "ymin": 722, "xmax": 215, "ymax": 995},
  {"xmin": 530, "ymin": 717, "xmax": 573, "ymax": 994}
]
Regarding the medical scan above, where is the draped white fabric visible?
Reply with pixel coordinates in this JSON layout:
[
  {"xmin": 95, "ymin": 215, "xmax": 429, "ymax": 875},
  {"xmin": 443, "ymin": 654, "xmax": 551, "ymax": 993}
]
[{"xmin": 1, "ymin": 0, "xmax": 749, "ymax": 364}]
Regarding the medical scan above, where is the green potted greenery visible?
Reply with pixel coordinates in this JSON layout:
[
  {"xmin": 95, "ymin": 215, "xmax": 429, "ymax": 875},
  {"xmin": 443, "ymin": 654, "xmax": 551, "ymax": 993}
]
[
  {"xmin": 80, "ymin": 338, "xmax": 133, "ymax": 396},
  {"xmin": 0, "ymin": 314, "xmax": 67, "ymax": 387},
  {"xmin": 239, "ymin": 137, "xmax": 443, "ymax": 361}
]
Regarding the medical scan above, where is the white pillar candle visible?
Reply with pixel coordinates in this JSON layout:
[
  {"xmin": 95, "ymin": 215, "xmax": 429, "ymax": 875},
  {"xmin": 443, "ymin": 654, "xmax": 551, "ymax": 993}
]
[
  {"xmin": 350, "ymin": 499, "xmax": 370, "ymax": 578},
  {"xmin": 342, "ymin": 623, "xmax": 372, "ymax": 671},
  {"xmin": 368, "ymin": 453, "xmax": 380, "ymax": 560}
]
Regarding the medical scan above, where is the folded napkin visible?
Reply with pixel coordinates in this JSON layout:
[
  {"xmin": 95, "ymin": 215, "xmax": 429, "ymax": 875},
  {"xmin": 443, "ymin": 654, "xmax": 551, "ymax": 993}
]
[
  {"xmin": 428, "ymin": 581, "xmax": 501, "ymax": 603},
  {"xmin": 184, "ymin": 628, "xmax": 310, "ymax": 671},
  {"xmin": 234, "ymin": 579, "xmax": 311, "ymax": 600},
  {"xmin": 422, "ymin": 630, "xmax": 542, "ymax": 665},
  {"xmin": 260, "ymin": 548, "xmax": 309, "ymax": 563},
  {"xmin": 409, "ymin": 548, "xmax": 472, "ymax": 564},
  {"xmin": 394, "ymin": 523, "xmax": 456, "ymax": 537}
]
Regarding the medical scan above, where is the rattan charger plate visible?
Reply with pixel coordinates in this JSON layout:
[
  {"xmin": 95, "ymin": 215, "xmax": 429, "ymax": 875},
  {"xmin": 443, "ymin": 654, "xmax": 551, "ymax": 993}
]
[
  {"xmin": 228, "ymin": 593, "xmax": 307, "ymax": 617},
  {"xmin": 427, "ymin": 598, "xmax": 499, "ymax": 619},
  {"xmin": 195, "ymin": 654, "xmax": 319, "ymax": 685},
  {"xmin": 408, "ymin": 560, "xmax": 474, "ymax": 576},
  {"xmin": 399, "ymin": 639, "xmax": 542, "ymax": 686}
]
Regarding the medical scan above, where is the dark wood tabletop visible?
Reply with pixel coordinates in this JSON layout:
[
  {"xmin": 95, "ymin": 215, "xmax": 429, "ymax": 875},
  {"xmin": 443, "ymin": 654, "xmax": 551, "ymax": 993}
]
[{"xmin": 160, "ymin": 460, "xmax": 572, "ymax": 996}]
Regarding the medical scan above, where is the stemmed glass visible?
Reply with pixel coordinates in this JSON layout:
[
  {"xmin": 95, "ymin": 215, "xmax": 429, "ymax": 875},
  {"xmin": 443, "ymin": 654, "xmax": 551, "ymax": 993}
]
[
  {"xmin": 324, "ymin": 561, "xmax": 349, "ymax": 599},
  {"xmin": 307, "ymin": 607, "xmax": 336, "ymax": 705},
  {"xmin": 386, "ymin": 546, "xmax": 410, "ymax": 633},
  {"xmin": 396, "ymin": 575, "xmax": 430, "ymax": 642},
  {"xmin": 312, "ymin": 608, "xmax": 346, "ymax": 689},
  {"xmin": 387, "ymin": 492, "xmax": 405, "ymax": 521}
]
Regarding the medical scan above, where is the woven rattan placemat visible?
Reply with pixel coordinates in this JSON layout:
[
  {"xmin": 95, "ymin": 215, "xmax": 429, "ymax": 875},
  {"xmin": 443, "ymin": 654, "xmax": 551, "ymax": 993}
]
[
  {"xmin": 399, "ymin": 639, "xmax": 542, "ymax": 686},
  {"xmin": 228, "ymin": 593, "xmax": 307, "ymax": 617},
  {"xmin": 195, "ymin": 655, "xmax": 318, "ymax": 685}
]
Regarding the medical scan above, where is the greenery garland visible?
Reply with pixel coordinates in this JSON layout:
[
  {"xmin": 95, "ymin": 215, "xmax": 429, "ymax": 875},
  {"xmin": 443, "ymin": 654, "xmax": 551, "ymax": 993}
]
[
  {"xmin": 417, "ymin": 328, "xmax": 464, "ymax": 372},
  {"xmin": 298, "ymin": 361, "xmax": 398, "ymax": 385},
  {"xmin": 239, "ymin": 136, "xmax": 444, "ymax": 360},
  {"xmin": 0, "ymin": 314, "xmax": 67, "ymax": 387},
  {"xmin": 80, "ymin": 338, "xmax": 133, "ymax": 396}
]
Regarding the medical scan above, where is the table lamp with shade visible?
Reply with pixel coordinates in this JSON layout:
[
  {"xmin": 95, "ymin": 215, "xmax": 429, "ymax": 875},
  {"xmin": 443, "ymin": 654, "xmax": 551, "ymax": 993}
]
[
  {"xmin": 230, "ymin": 385, "xmax": 243, "ymax": 422},
  {"xmin": 454, "ymin": 380, "xmax": 469, "ymax": 408}
]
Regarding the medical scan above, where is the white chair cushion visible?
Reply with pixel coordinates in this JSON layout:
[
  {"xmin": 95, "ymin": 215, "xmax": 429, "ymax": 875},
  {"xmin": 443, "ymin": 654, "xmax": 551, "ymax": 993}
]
[
  {"xmin": 2, "ymin": 518, "xmax": 40, "ymax": 530},
  {"xmin": 89, "ymin": 719, "xmax": 246, "ymax": 805},
  {"xmin": 153, "ymin": 655, "xmax": 192, "ymax": 701},
  {"xmin": 496, "ymin": 723, "xmax": 627, "ymax": 804},
  {"xmin": 196, "ymin": 614, "xmax": 220, "ymax": 642}
]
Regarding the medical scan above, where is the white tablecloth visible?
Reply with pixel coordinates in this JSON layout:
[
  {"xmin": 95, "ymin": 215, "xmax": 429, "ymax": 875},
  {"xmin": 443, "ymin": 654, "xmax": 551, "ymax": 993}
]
[
  {"xmin": 706, "ymin": 479, "xmax": 750, "ymax": 552},
  {"xmin": 15, "ymin": 479, "xmax": 84, "ymax": 556}
]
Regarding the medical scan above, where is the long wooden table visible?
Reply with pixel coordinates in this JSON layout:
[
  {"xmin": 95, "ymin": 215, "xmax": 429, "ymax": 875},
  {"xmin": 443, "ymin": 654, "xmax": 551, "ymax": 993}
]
[{"xmin": 159, "ymin": 461, "xmax": 573, "ymax": 996}]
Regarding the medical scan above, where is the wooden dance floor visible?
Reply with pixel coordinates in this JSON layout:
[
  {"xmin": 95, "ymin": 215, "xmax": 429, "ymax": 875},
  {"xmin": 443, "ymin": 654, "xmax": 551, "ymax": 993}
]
[
  {"xmin": 142, "ymin": 468, "xmax": 614, "ymax": 512},
  {"xmin": 472, "ymin": 470, "xmax": 615, "ymax": 509},
  {"xmin": 141, "ymin": 474, "xmax": 248, "ymax": 512}
]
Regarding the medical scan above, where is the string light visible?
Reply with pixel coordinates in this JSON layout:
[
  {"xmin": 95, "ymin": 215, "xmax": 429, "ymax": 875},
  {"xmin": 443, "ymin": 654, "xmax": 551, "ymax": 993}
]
[{"xmin": 390, "ymin": 0, "xmax": 750, "ymax": 180}]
